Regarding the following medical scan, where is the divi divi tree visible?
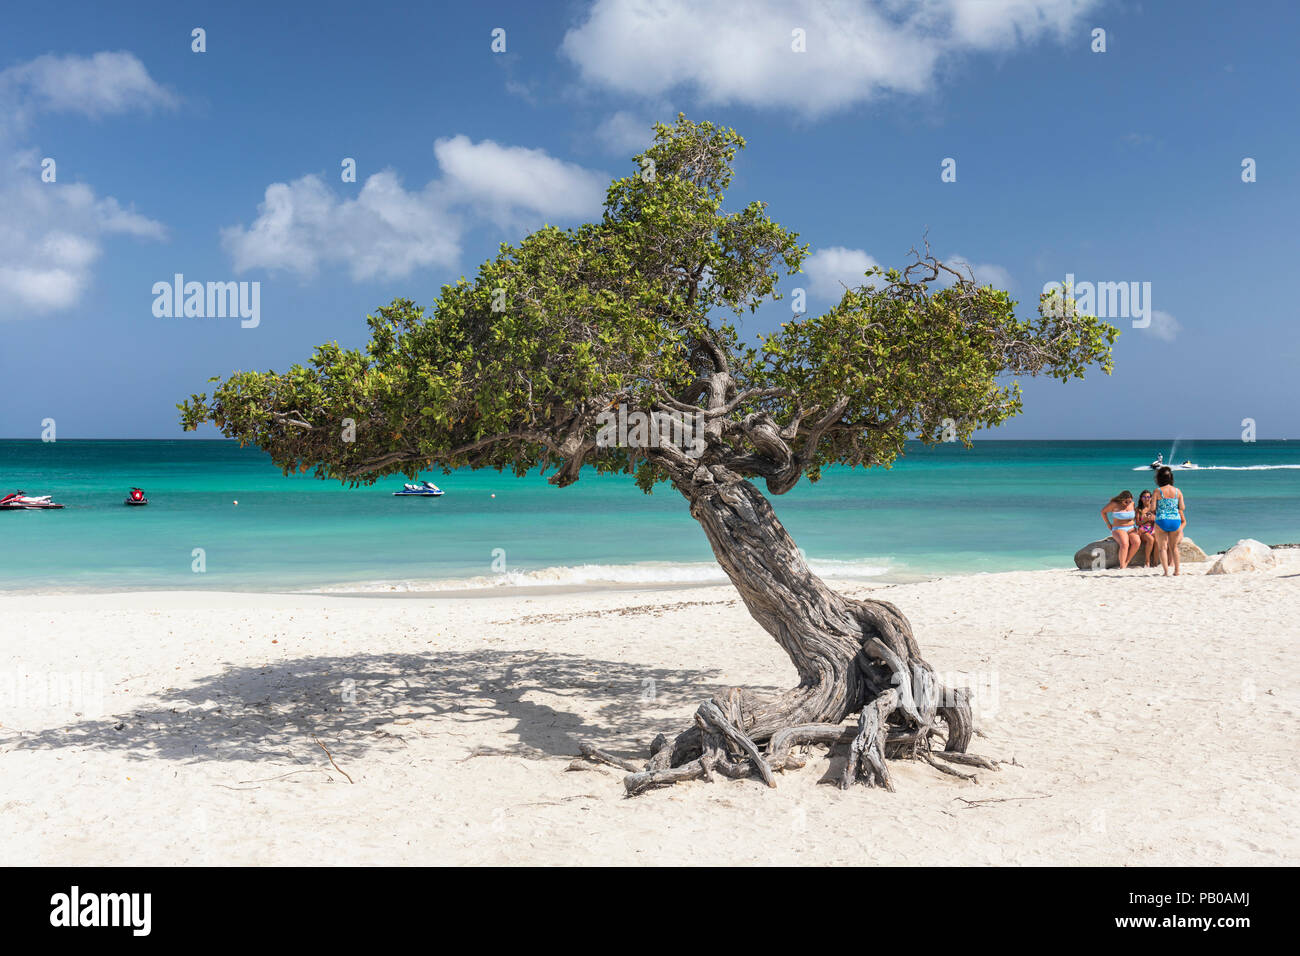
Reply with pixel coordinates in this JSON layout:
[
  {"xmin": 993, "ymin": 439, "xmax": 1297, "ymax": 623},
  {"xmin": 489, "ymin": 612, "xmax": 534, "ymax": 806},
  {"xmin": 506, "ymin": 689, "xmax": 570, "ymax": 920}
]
[{"xmin": 181, "ymin": 116, "xmax": 1116, "ymax": 794}]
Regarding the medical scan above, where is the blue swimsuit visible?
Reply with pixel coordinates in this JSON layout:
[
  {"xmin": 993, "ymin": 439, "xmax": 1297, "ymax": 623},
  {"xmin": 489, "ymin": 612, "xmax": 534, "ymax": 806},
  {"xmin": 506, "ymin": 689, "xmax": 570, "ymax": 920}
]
[
  {"xmin": 1111, "ymin": 508, "xmax": 1135, "ymax": 532},
  {"xmin": 1154, "ymin": 490, "xmax": 1181, "ymax": 532}
]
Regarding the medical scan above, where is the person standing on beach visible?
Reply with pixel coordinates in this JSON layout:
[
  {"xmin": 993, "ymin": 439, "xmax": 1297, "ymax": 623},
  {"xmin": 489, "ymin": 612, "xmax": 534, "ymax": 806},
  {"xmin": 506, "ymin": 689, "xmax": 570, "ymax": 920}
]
[
  {"xmin": 1151, "ymin": 466, "xmax": 1187, "ymax": 576},
  {"xmin": 1101, "ymin": 491, "xmax": 1140, "ymax": 569}
]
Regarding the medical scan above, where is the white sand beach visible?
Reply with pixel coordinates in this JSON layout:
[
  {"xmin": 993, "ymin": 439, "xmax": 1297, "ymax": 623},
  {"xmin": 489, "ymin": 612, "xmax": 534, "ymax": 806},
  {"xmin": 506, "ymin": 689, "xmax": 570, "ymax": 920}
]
[{"xmin": 2, "ymin": 553, "xmax": 1297, "ymax": 867}]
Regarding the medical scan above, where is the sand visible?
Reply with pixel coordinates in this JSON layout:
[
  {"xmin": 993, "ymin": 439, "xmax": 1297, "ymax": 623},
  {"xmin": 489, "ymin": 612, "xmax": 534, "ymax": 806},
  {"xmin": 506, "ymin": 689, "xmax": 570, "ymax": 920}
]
[{"xmin": 2, "ymin": 552, "xmax": 1297, "ymax": 866}]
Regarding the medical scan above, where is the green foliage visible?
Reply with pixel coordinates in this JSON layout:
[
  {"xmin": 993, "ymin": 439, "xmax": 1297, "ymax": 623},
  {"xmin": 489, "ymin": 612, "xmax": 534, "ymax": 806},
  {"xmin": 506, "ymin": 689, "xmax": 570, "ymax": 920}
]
[
  {"xmin": 180, "ymin": 114, "xmax": 1116, "ymax": 491},
  {"xmin": 758, "ymin": 269, "xmax": 1118, "ymax": 477}
]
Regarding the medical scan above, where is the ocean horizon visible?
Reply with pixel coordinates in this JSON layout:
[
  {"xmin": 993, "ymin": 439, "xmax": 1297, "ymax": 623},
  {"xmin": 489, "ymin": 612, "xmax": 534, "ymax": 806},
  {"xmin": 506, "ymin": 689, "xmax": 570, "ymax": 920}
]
[{"xmin": 3, "ymin": 438, "xmax": 1297, "ymax": 594}]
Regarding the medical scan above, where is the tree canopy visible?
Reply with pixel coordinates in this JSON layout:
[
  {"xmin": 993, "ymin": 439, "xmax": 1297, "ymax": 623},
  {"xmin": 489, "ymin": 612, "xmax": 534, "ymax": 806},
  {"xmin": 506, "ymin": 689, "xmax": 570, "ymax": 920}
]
[{"xmin": 180, "ymin": 115, "xmax": 1117, "ymax": 494}]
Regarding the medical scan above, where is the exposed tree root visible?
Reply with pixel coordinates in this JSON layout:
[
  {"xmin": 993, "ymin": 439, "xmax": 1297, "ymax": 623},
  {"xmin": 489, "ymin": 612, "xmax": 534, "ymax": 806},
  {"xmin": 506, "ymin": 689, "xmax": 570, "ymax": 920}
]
[
  {"xmin": 695, "ymin": 700, "xmax": 775, "ymax": 788},
  {"xmin": 922, "ymin": 753, "xmax": 977, "ymax": 781},
  {"xmin": 565, "ymin": 758, "xmax": 610, "ymax": 775},
  {"xmin": 768, "ymin": 723, "xmax": 855, "ymax": 771},
  {"xmin": 577, "ymin": 678, "xmax": 999, "ymax": 796},
  {"xmin": 930, "ymin": 750, "xmax": 999, "ymax": 771},
  {"xmin": 577, "ymin": 743, "xmax": 641, "ymax": 773},
  {"xmin": 625, "ymin": 760, "xmax": 707, "ymax": 794},
  {"xmin": 842, "ymin": 689, "xmax": 896, "ymax": 791}
]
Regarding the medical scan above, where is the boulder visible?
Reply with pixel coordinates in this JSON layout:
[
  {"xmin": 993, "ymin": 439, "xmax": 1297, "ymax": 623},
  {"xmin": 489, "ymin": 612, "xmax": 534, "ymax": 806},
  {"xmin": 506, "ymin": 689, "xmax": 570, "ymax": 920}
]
[
  {"xmin": 1074, "ymin": 535, "xmax": 1211, "ymax": 570},
  {"xmin": 1074, "ymin": 538, "xmax": 1123, "ymax": 570},
  {"xmin": 1207, "ymin": 539, "xmax": 1277, "ymax": 575}
]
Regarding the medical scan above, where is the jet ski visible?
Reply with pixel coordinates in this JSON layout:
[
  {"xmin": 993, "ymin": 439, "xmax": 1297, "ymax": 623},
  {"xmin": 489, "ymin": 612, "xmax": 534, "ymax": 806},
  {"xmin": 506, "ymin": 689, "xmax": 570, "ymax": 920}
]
[
  {"xmin": 0, "ymin": 490, "xmax": 65, "ymax": 510},
  {"xmin": 124, "ymin": 487, "xmax": 149, "ymax": 506},
  {"xmin": 1149, "ymin": 453, "xmax": 1164, "ymax": 470},
  {"xmin": 393, "ymin": 480, "xmax": 445, "ymax": 497}
]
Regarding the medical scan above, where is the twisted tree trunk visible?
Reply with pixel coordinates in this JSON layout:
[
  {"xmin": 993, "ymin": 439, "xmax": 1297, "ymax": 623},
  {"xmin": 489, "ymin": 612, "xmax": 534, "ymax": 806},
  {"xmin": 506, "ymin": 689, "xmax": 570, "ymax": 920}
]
[{"xmin": 585, "ymin": 463, "xmax": 983, "ymax": 794}]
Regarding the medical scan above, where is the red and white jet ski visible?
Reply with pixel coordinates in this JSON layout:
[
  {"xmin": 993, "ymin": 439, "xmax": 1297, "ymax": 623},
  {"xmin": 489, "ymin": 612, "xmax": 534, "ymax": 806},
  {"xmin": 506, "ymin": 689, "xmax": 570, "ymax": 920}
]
[{"xmin": 0, "ymin": 490, "xmax": 65, "ymax": 510}]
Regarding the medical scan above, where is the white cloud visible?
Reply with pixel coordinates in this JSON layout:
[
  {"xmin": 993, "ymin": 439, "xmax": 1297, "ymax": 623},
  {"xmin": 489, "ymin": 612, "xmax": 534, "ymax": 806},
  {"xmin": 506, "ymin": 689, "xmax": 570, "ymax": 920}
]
[
  {"xmin": 0, "ymin": 158, "xmax": 165, "ymax": 316},
  {"xmin": 0, "ymin": 52, "xmax": 170, "ymax": 321},
  {"xmin": 504, "ymin": 79, "xmax": 537, "ymax": 103},
  {"xmin": 222, "ymin": 172, "xmax": 458, "ymax": 281},
  {"xmin": 594, "ymin": 110, "xmax": 659, "ymax": 154},
  {"xmin": 945, "ymin": 253, "xmax": 1014, "ymax": 290},
  {"xmin": 0, "ymin": 51, "xmax": 176, "ymax": 132},
  {"xmin": 1146, "ymin": 309, "xmax": 1181, "ymax": 342},
  {"xmin": 0, "ymin": 169, "xmax": 165, "ymax": 315},
  {"xmin": 224, "ymin": 138, "xmax": 609, "ymax": 280},
  {"xmin": 802, "ymin": 246, "xmax": 1013, "ymax": 303},
  {"xmin": 943, "ymin": 0, "xmax": 1091, "ymax": 46},
  {"xmin": 802, "ymin": 246, "xmax": 883, "ymax": 300},
  {"xmin": 433, "ymin": 135, "xmax": 608, "ymax": 223},
  {"xmin": 562, "ymin": 0, "xmax": 1096, "ymax": 115}
]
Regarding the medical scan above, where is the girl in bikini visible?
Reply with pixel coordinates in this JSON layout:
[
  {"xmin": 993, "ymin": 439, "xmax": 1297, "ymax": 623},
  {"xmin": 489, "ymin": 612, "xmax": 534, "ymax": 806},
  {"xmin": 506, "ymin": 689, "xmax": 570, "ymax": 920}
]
[
  {"xmin": 1133, "ymin": 490, "xmax": 1157, "ymax": 567},
  {"xmin": 1100, "ymin": 490, "xmax": 1139, "ymax": 569}
]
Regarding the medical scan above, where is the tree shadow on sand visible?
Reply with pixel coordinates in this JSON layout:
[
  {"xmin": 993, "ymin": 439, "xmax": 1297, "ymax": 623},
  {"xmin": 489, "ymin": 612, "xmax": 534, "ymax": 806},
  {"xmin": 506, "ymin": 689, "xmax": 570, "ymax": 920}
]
[{"xmin": 6, "ymin": 650, "xmax": 782, "ymax": 772}]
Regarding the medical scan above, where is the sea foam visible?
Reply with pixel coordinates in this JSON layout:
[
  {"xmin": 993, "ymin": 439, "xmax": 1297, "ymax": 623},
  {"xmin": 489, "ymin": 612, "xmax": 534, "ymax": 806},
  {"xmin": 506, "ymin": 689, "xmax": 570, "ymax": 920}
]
[
  {"xmin": 1130, "ymin": 463, "xmax": 1300, "ymax": 472},
  {"xmin": 310, "ymin": 557, "xmax": 891, "ymax": 593}
]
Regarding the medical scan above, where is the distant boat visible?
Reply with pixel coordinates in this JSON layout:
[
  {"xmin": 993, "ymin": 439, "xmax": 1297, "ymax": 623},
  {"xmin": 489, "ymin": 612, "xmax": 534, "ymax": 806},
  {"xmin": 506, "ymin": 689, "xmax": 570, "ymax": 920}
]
[
  {"xmin": 124, "ymin": 487, "xmax": 149, "ymax": 506},
  {"xmin": 0, "ymin": 490, "xmax": 65, "ymax": 510},
  {"xmin": 393, "ymin": 481, "xmax": 445, "ymax": 497}
]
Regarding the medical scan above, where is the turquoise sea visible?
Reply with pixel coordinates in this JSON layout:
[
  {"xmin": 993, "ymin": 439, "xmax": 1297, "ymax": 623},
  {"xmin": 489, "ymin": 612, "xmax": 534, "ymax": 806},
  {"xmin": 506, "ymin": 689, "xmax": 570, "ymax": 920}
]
[{"xmin": 1, "ymin": 439, "xmax": 1297, "ymax": 593}]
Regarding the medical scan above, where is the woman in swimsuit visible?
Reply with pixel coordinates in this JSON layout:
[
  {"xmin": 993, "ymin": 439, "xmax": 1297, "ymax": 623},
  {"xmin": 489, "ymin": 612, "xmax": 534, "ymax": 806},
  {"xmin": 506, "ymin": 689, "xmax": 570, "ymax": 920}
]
[
  {"xmin": 1100, "ymin": 490, "xmax": 1139, "ymax": 569},
  {"xmin": 1132, "ymin": 490, "xmax": 1157, "ymax": 567},
  {"xmin": 1151, "ymin": 465, "xmax": 1187, "ymax": 576}
]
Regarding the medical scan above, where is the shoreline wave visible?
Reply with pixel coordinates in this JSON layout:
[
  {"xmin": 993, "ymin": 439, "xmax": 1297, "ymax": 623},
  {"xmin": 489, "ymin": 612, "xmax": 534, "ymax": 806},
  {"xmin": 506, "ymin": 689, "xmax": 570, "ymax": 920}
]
[{"xmin": 304, "ymin": 557, "xmax": 894, "ymax": 594}]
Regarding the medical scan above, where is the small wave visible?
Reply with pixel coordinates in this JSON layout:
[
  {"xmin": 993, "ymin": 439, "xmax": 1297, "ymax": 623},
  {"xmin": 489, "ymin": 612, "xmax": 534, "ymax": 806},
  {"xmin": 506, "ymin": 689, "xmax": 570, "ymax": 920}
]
[
  {"xmin": 1131, "ymin": 463, "xmax": 1300, "ymax": 472},
  {"xmin": 310, "ymin": 558, "xmax": 891, "ymax": 593}
]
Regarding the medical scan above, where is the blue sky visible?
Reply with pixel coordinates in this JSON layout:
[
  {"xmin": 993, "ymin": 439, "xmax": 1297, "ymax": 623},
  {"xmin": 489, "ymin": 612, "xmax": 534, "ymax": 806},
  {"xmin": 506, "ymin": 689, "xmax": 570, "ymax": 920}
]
[{"xmin": 1, "ymin": 0, "xmax": 1296, "ymax": 440}]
